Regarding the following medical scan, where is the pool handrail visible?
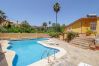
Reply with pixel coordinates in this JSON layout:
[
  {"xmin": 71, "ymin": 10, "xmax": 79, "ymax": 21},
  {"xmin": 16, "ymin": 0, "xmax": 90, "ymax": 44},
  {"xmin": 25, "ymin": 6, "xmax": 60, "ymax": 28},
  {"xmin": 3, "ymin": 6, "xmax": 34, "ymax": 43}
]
[{"xmin": 41, "ymin": 49, "xmax": 57, "ymax": 63}]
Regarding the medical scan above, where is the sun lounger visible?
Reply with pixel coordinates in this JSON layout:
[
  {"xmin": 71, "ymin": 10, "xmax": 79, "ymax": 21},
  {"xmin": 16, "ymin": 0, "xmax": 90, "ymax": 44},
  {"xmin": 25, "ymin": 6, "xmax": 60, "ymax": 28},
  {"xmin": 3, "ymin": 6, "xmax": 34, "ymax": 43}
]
[
  {"xmin": 95, "ymin": 38, "xmax": 99, "ymax": 46},
  {"xmin": 78, "ymin": 62, "xmax": 92, "ymax": 66}
]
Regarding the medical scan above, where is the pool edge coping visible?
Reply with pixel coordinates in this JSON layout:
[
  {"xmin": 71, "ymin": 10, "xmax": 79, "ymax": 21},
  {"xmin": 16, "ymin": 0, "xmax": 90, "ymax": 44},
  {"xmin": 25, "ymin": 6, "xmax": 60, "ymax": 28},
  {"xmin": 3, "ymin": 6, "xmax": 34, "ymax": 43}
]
[
  {"xmin": 28, "ymin": 38, "xmax": 67, "ymax": 66},
  {"xmin": 2, "ymin": 38, "xmax": 66, "ymax": 66}
]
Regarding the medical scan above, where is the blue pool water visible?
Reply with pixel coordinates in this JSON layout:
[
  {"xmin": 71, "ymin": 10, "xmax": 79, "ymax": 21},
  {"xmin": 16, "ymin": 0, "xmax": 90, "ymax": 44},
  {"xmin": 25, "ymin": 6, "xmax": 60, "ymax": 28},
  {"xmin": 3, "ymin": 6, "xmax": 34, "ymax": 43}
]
[{"xmin": 7, "ymin": 38, "xmax": 59, "ymax": 66}]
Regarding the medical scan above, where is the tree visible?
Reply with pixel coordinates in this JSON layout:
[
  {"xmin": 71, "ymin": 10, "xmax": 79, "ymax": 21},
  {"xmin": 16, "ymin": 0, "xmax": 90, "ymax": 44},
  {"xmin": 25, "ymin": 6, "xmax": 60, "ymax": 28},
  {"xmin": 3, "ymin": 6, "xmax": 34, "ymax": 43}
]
[
  {"xmin": 0, "ymin": 10, "xmax": 7, "ymax": 24},
  {"xmin": 52, "ymin": 23, "xmax": 56, "ymax": 27},
  {"xmin": 53, "ymin": 2, "xmax": 60, "ymax": 32},
  {"xmin": 6, "ymin": 22, "xmax": 12, "ymax": 28},
  {"xmin": 52, "ymin": 23, "xmax": 61, "ymax": 32},
  {"xmin": 20, "ymin": 20, "xmax": 31, "ymax": 33},
  {"xmin": 21, "ymin": 20, "xmax": 30, "ymax": 28},
  {"xmin": 48, "ymin": 21, "xmax": 51, "ymax": 27},
  {"xmin": 0, "ymin": 26, "xmax": 7, "ymax": 32},
  {"xmin": 42, "ymin": 22, "xmax": 47, "ymax": 30},
  {"xmin": 61, "ymin": 24, "xmax": 65, "ymax": 32}
]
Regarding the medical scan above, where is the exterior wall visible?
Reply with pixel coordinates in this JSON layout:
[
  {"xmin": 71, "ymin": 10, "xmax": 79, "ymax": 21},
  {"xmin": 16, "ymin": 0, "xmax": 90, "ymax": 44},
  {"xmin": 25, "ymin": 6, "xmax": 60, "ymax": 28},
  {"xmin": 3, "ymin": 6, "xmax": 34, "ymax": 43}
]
[
  {"xmin": 81, "ymin": 18, "xmax": 97, "ymax": 33},
  {"xmin": 65, "ymin": 21, "xmax": 81, "ymax": 33},
  {"xmin": 96, "ymin": 19, "xmax": 99, "ymax": 34},
  {"xmin": 71, "ymin": 22, "xmax": 81, "ymax": 33},
  {"xmin": 0, "ymin": 20, "xmax": 14, "ymax": 26},
  {"xmin": 65, "ymin": 17, "xmax": 98, "ymax": 33}
]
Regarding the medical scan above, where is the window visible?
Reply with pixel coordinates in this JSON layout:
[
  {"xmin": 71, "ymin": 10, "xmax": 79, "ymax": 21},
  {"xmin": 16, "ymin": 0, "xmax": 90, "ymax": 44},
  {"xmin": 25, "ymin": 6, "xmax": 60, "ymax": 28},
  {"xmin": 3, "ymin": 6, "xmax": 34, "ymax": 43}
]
[{"xmin": 90, "ymin": 22, "xmax": 96, "ymax": 31}]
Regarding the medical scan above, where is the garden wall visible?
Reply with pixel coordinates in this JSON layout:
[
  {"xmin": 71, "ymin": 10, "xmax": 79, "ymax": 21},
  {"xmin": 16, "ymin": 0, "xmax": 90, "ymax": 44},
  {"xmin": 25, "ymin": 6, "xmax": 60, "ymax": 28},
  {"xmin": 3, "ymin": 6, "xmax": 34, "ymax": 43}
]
[{"xmin": 0, "ymin": 33, "xmax": 50, "ymax": 40}]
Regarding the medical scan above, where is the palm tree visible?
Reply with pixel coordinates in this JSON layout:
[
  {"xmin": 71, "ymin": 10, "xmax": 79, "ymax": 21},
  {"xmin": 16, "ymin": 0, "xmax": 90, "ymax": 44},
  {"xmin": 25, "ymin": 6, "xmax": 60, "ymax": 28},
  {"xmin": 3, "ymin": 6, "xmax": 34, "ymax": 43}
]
[
  {"xmin": 48, "ymin": 21, "xmax": 51, "ymax": 29},
  {"xmin": 0, "ymin": 10, "xmax": 7, "ymax": 24},
  {"xmin": 53, "ymin": 2, "xmax": 60, "ymax": 32},
  {"xmin": 48, "ymin": 21, "xmax": 51, "ymax": 26},
  {"xmin": 42, "ymin": 22, "xmax": 47, "ymax": 30}
]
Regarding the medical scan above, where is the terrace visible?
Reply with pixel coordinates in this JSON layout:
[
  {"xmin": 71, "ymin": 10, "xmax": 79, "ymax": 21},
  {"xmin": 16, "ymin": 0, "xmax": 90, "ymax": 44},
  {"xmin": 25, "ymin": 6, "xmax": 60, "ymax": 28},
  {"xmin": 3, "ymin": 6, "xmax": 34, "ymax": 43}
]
[{"xmin": 0, "ymin": 0, "xmax": 99, "ymax": 66}]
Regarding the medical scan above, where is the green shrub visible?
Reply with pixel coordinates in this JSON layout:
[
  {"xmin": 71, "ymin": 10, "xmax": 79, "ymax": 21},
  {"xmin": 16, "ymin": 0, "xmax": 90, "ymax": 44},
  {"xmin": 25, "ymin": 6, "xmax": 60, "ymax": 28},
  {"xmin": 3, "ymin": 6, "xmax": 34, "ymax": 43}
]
[
  {"xmin": 67, "ymin": 31, "xmax": 78, "ymax": 42},
  {"xmin": 49, "ymin": 32, "xmax": 59, "ymax": 38},
  {"xmin": 86, "ymin": 29, "xmax": 93, "ymax": 36},
  {"xmin": 0, "ymin": 26, "xmax": 7, "ymax": 33},
  {"xmin": 93, "ymin": 32, "xmax": 97, "ymax": 36}
]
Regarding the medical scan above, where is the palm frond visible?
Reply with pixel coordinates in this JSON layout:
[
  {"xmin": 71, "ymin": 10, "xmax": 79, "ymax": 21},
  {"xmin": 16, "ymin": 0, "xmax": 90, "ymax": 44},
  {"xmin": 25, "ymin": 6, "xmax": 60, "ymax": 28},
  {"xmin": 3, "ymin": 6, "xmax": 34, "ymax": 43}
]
[{"xmin": 53, "ymin": 2, "xmax": 60, "ymax": 13}]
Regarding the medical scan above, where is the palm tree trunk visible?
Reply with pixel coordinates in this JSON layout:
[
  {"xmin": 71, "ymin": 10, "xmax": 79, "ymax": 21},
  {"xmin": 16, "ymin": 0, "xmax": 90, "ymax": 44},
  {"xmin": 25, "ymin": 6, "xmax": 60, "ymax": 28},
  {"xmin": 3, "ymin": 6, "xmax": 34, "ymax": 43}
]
[{"xmin": 56, "ymin": 12, "xmax": 57, "ymax": 32}]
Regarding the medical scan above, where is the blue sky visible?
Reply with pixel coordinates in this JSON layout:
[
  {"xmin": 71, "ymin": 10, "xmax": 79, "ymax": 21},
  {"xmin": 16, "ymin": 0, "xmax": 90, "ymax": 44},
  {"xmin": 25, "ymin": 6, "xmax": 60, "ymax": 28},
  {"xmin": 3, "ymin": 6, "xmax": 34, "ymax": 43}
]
[{"xmin": 0, "ymin": 0, "xmax": 99, "ymax": 26}]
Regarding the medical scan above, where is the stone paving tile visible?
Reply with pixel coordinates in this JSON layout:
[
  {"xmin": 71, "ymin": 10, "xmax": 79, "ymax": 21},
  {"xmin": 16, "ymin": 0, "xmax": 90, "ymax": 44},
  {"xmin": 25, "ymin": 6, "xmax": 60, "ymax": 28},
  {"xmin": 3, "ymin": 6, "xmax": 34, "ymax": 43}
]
[
  {"xmin": 49, "ymin": 38, "xmax": 99, "ymax": 66},
  {"xmin": 0, "ymin": 44, "xmax": 8, "ymax": 66}
]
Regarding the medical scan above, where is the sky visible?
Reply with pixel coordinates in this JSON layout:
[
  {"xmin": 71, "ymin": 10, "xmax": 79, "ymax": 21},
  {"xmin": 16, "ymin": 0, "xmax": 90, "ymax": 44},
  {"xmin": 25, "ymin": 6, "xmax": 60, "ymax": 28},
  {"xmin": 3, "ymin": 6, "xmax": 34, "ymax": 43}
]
[{"xmin": 0, "ymin": 0, "xmax": 99, "ymax": 26}]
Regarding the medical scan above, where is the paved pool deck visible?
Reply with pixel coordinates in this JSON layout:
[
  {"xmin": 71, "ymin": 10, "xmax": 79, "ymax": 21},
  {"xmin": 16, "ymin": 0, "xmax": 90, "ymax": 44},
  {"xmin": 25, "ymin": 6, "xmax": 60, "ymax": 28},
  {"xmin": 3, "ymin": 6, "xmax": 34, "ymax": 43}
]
[
  {"xmin": 47, "ymin": 38, "xmax": 99, "ymax": 66},
  {"xmin": 0, "ymin": 40, "xmax": 15, "ymax": 66},
  {"xmin": 0, "ymin": 44, "xmax": 8, "ymax": 66},
  {"xmin": 0, "ymin": 38, "xmax": 99, "ymax": 66}
]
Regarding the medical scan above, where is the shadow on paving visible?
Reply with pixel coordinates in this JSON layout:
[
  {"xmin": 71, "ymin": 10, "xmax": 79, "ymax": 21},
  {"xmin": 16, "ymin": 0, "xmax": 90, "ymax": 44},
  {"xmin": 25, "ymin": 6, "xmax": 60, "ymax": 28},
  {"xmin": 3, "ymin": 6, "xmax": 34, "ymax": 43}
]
[{"xmin": 0, "ymin": 44, "xmax": 8, "ymax": 66}]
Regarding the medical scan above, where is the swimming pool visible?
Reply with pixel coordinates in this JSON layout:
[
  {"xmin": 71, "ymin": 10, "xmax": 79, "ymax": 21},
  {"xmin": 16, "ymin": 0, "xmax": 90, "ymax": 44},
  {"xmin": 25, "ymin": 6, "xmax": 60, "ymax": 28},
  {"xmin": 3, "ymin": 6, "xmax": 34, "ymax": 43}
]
[{"xmin": 7, "ymin": 38, "xmax": 59, "ymax": 66}]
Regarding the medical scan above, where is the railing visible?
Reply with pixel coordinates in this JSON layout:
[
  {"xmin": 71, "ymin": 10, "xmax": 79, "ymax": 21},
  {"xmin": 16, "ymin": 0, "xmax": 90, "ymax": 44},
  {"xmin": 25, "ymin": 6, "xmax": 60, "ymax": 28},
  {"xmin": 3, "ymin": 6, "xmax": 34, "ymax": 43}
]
[
  {"xmin": 41, "ymin": 50, "xmax": 48, "ymax": 59},
  {"xmin": 41, "ymin": 49, "xmax": 57, "ymax": 63}
]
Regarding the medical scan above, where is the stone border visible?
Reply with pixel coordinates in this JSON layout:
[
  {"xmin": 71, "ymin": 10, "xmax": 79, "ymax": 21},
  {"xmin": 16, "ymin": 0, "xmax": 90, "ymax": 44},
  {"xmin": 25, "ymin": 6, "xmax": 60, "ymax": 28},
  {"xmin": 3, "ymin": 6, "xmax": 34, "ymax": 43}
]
[
  {"xmin": 28, "ymin": 40, "xmax": 67, "ymax": 66},
  {"xmin": 0, "ymin": 40, "xmax": 16, "ymax": 66}
]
